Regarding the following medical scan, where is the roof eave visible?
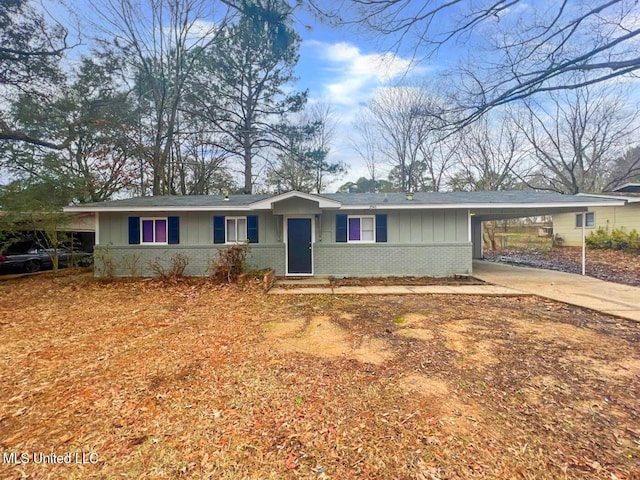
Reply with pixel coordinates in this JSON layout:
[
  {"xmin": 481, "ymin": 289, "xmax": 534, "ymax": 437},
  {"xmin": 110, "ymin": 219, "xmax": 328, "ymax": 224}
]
[
  {"xmin": 63, "ymin": 199, "xmax": 626, "ymax": 213},
  {"xmin": 611, "ymin": 182, "xmax": 640, "ymax": 193},
  {"xmin": 63, "ymin": 205, "xmax": 255, "ymax": 213},
  {"xmin": 576, "ymin": 192, "xmax": 640, "ymax": 203},
  {"xmin": 339, "ymin": 200, "xmax": 626, "ymax": 210}
]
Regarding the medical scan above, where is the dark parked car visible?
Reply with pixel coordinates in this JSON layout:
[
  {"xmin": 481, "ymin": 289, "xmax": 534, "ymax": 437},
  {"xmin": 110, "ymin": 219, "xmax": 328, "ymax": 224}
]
[{"xmin": 0, "ymin": 248, "xmax": 92, "ymax": 273}]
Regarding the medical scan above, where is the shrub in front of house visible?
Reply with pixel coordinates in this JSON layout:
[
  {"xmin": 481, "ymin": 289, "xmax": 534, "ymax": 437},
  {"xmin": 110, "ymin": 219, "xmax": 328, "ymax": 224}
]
[{"xmin": 210, "ymin": 243, "xmax": 250, "ymax": 283}]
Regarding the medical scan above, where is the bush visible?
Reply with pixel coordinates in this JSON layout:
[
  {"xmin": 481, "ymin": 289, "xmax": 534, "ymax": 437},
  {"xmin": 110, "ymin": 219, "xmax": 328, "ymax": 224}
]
[
  {"xmin": 94, "ymin": 246, "xmax": 116, "ymax": 278},
  {"xmin": 628, "ymin": 229, "xmax": 640, "ymax": 250},
  {"xmin": 211, "ymin": 243, "xmax": 249, "ymax": 283},
  {"xmin": 586, "ymin": 227, "xmax": 640, "ymax": 252},
  {"xmin": 610, "ymin": 228, "xmax": 629, "ymax": 250},
  {"xmin": 149, "ymin": 253, "xmax": 189, "ymax": 281},
  {"xmin": 585, "ymin": 227, "xmax": 611, "ymax": 249}
]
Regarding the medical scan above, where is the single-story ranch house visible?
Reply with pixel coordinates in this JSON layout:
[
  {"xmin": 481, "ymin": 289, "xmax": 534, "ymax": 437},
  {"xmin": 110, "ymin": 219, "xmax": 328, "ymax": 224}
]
[
  {"xmin": 553, "ymin": 184, "xmax": 640, "ymax": 246},
  {"xmin": 64, "ymin": 190, "xmax": 623, "ymax": 277}
]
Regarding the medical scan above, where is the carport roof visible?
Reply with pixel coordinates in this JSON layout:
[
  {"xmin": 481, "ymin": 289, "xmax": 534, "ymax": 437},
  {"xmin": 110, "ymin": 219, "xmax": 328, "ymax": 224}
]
[{"xmin": 63, "ymin": 190, "xmax": 625, "ymax": 213}]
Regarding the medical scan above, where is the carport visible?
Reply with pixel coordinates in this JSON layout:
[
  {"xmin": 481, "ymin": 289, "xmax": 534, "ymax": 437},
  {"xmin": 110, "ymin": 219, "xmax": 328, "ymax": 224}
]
[{"xmin": 469, "ymin": 195, "xmax": 625, "ymax": 275}]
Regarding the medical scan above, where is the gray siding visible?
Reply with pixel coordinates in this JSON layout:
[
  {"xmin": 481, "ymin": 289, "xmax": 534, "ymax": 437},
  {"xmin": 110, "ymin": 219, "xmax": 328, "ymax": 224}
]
[
  {"xmin": 98, "ymin": 212, "xmax": 281, "ymax": 246},
  {"xmin": 314, "ymin": 243, "xmax": 472, "ymax": 277},
  {"xmin": 318, "ymin": 210, "xmax": 469, "ymax": 244}
]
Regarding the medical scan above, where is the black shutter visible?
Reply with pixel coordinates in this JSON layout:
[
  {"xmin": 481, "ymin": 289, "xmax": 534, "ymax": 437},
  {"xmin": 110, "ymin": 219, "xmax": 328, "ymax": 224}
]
[
  {"xmin": 375, "ymin": 214, "xmax": 387, "ymax": 243},
  {"xmin": 128, "ymin": 216, "xmax": 140, "ymax": 244},
  {"xmin": 336, "ymin": 214, "xmax": 347, "ymax": 242},
  {"xmin": 168, "ymin": 216, "xmax": 180, "ymax": 244},
  {"xmin": 213, "ymin": 216, "xmax": 225, "ymax": 244},
  {"xmin": 247, "ymin": 215, "xmax": 259, "ymax": 243}
]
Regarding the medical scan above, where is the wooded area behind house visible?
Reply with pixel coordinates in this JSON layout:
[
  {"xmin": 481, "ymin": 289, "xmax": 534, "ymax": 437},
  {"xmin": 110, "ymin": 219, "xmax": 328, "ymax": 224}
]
[{"xmin": 1, "ymin": 0, "xmax": 640, "ymax": 216}]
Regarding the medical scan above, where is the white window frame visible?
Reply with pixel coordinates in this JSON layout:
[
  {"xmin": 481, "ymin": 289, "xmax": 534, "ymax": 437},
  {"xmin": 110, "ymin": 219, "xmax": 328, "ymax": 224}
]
[
  {"xmin": 347, "ymin": 215, "xmax": 376, "ymax": 243},
  {"xmin": 140, "ymin": 217, "xmax": 168, "ymax": 245},
  {"xmin": 575, "ymin": 212, "xmax": 595, "ymax": 228},
  {"xmin": 225, "ymin": 216, "xmax": 248, "ymax": 244}
]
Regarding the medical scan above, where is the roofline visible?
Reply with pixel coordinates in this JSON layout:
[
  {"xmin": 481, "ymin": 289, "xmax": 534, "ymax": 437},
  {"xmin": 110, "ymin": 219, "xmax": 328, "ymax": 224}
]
[
  {"xmin": 64, "ymin": 199, "xmax": 625, "ymax": 213},
  {"xmin": 611, "ymin": 182, "xmax": 640, "ymax": 193},
  {"xmin": 346, "ymin": 201, "xmax": 625, "ymax": 210},
  {"xmin": 576, "ymin": 193, "xmax": 640, "ymax": 203}
]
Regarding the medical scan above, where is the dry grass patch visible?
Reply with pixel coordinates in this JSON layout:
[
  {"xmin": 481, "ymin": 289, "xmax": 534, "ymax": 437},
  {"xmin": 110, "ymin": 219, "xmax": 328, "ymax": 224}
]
[
  {"xmin": 0, "ymin": 276, "xmax": 638, "ymax": 479},
  {"xmin": 440, "ymin": 321, "xmax": 500, "ymax": 369},
  {"xmin": 264, "ymin": 315, "xmax": 393, "ymax": 365}
]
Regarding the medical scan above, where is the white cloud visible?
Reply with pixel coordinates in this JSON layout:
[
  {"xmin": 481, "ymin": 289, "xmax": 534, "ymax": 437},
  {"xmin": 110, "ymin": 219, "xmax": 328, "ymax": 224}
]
[
  {"xmin": 299, "ymin": 40, "xmax": 420, "ymax": 189},
  {"xmin": 324, "ymin": 42, "xmax": 411, "ymax": 81},
  {"xmin": 305, "ymin": 40, "xmax": 413, "ymax": 107}
]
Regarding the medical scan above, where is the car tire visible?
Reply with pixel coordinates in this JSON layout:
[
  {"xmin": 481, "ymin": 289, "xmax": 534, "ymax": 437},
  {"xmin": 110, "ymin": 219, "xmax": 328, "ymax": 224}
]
[{"xmin": 24, "ymin": 260, "xmax": 41, "ymax": 273}]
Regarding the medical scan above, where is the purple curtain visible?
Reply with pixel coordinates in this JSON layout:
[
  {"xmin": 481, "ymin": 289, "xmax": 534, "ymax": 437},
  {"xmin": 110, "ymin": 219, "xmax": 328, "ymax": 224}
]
[
  {"xmin": 155, "ymin": 220, "xmax": 167, "ymax": 243},
  {"xmin": 142, "ymin": 220, "xmax": 154, "ymax": 242},
  {"xmin": 348, "ymin": 218, "xmax": 360, "ymax": 241}
]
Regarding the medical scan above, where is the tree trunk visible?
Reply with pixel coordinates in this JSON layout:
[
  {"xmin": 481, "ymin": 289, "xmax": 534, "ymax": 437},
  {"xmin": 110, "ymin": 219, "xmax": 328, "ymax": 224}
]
[{"xmin": 243, "ymin": 128, "xmax": 252, "ymax": 194}]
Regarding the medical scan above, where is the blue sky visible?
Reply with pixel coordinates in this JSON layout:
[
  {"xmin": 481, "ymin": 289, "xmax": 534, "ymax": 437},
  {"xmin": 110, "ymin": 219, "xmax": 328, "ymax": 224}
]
[{"xmin": 291, "ymin": 15, "xmax": 433, "ymax": 187}]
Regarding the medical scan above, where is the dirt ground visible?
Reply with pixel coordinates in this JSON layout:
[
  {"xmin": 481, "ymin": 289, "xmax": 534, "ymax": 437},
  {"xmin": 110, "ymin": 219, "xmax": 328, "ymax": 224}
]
[
  {"xmin": 0, "ymin": 272, "xmax": 639, "ymax": 479},
  {"xmin": 485, "ymin": 247, "xmax": 640, "ymax": 287}
]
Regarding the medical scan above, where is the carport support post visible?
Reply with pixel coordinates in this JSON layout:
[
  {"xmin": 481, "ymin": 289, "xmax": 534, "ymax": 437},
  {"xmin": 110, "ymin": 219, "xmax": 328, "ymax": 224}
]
[{"xmin": 581, "ymin": 213, "xmax": 586, "ymax": 276}]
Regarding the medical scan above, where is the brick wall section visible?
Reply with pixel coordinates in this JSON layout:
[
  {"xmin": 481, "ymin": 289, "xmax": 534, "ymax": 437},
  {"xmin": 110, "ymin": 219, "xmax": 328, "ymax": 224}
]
[
  {"xmin": 263, "ymin": 269, "xmax": 276, "ymax": 291},
  {"xmin": 314, "ymin": 243, "xmax": 472, "ymax": 277},
  {"xmin": 94, "ymin": 243, "xmax": 470, "ymax": 278},
  {"xmin": 93, "ymin": 244, "xmax": 285, "ymax": 277}
]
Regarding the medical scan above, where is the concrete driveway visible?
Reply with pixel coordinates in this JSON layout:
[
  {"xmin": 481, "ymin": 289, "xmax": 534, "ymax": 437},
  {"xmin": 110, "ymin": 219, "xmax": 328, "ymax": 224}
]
[{"xmin": 473, "ymin": 260, "xmax": 640, "ymax": 322}]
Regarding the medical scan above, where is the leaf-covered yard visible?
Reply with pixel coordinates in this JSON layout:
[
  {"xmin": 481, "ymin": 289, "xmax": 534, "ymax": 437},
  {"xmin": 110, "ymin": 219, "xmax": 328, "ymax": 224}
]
[{"xmin": 0, "ymin": 273, "xmax": 639, "ymax": 479}]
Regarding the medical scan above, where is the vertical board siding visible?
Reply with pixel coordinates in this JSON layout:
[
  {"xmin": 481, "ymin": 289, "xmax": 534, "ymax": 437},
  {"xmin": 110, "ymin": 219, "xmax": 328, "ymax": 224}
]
[
  {"xmin": 433, "ymin": 211, "xmax": 445, "ymax": 242},
  {"xmin": 410, "ymin": 213, "xmax": 422, "ymax": 242},
  {"xmin": 421, "ymin": 211, "xmax": 434, "ymax": 243},
  {"xmin": 105, "ymin": 209, "xmax": 472, "ymax": 247}
]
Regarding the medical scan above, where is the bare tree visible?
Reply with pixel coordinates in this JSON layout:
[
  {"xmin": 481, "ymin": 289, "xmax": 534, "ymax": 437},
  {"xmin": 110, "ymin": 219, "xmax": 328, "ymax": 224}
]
[
  {"xmin": 308, "ymin": 0, "xmax": 640, "ymax": 126},
  {"xmin": 357, "ymin": 85, "xmax": 454, "ymax": 192},
  {"xmin": 351, "ymin": 118, "xmax": 380, "ymax": 183},
  {"xmin": 608, "ymin": 145, "xmax": 640, "ymax": 188},
  {"xmin": 304, "ymin": 102, "xmax": 343, "ymax": 193},
  {"xmin": 416, "ymin": 125, "xmax": 456, "ymax": 192},
  {"xmin": 266, "ymin": 102, "xmax": 344, "ymax": 193},
  {"xmin": 450, "ymin": 113, "xmax": 528, "ymax": 192},
  {"xmin": 365, "ymin": 86, "xmax": 427, "ymax": 192},
  {"xmin": 514, "ymin": 81, "xmax": 640, "ymax": 194},
  {"xmin": 94, "ymin": 0, "xmax": 234, "ymax": 195},
  {"xmin": 170, "ymin": 117, "xmax": 236, "ymax": 195}
]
